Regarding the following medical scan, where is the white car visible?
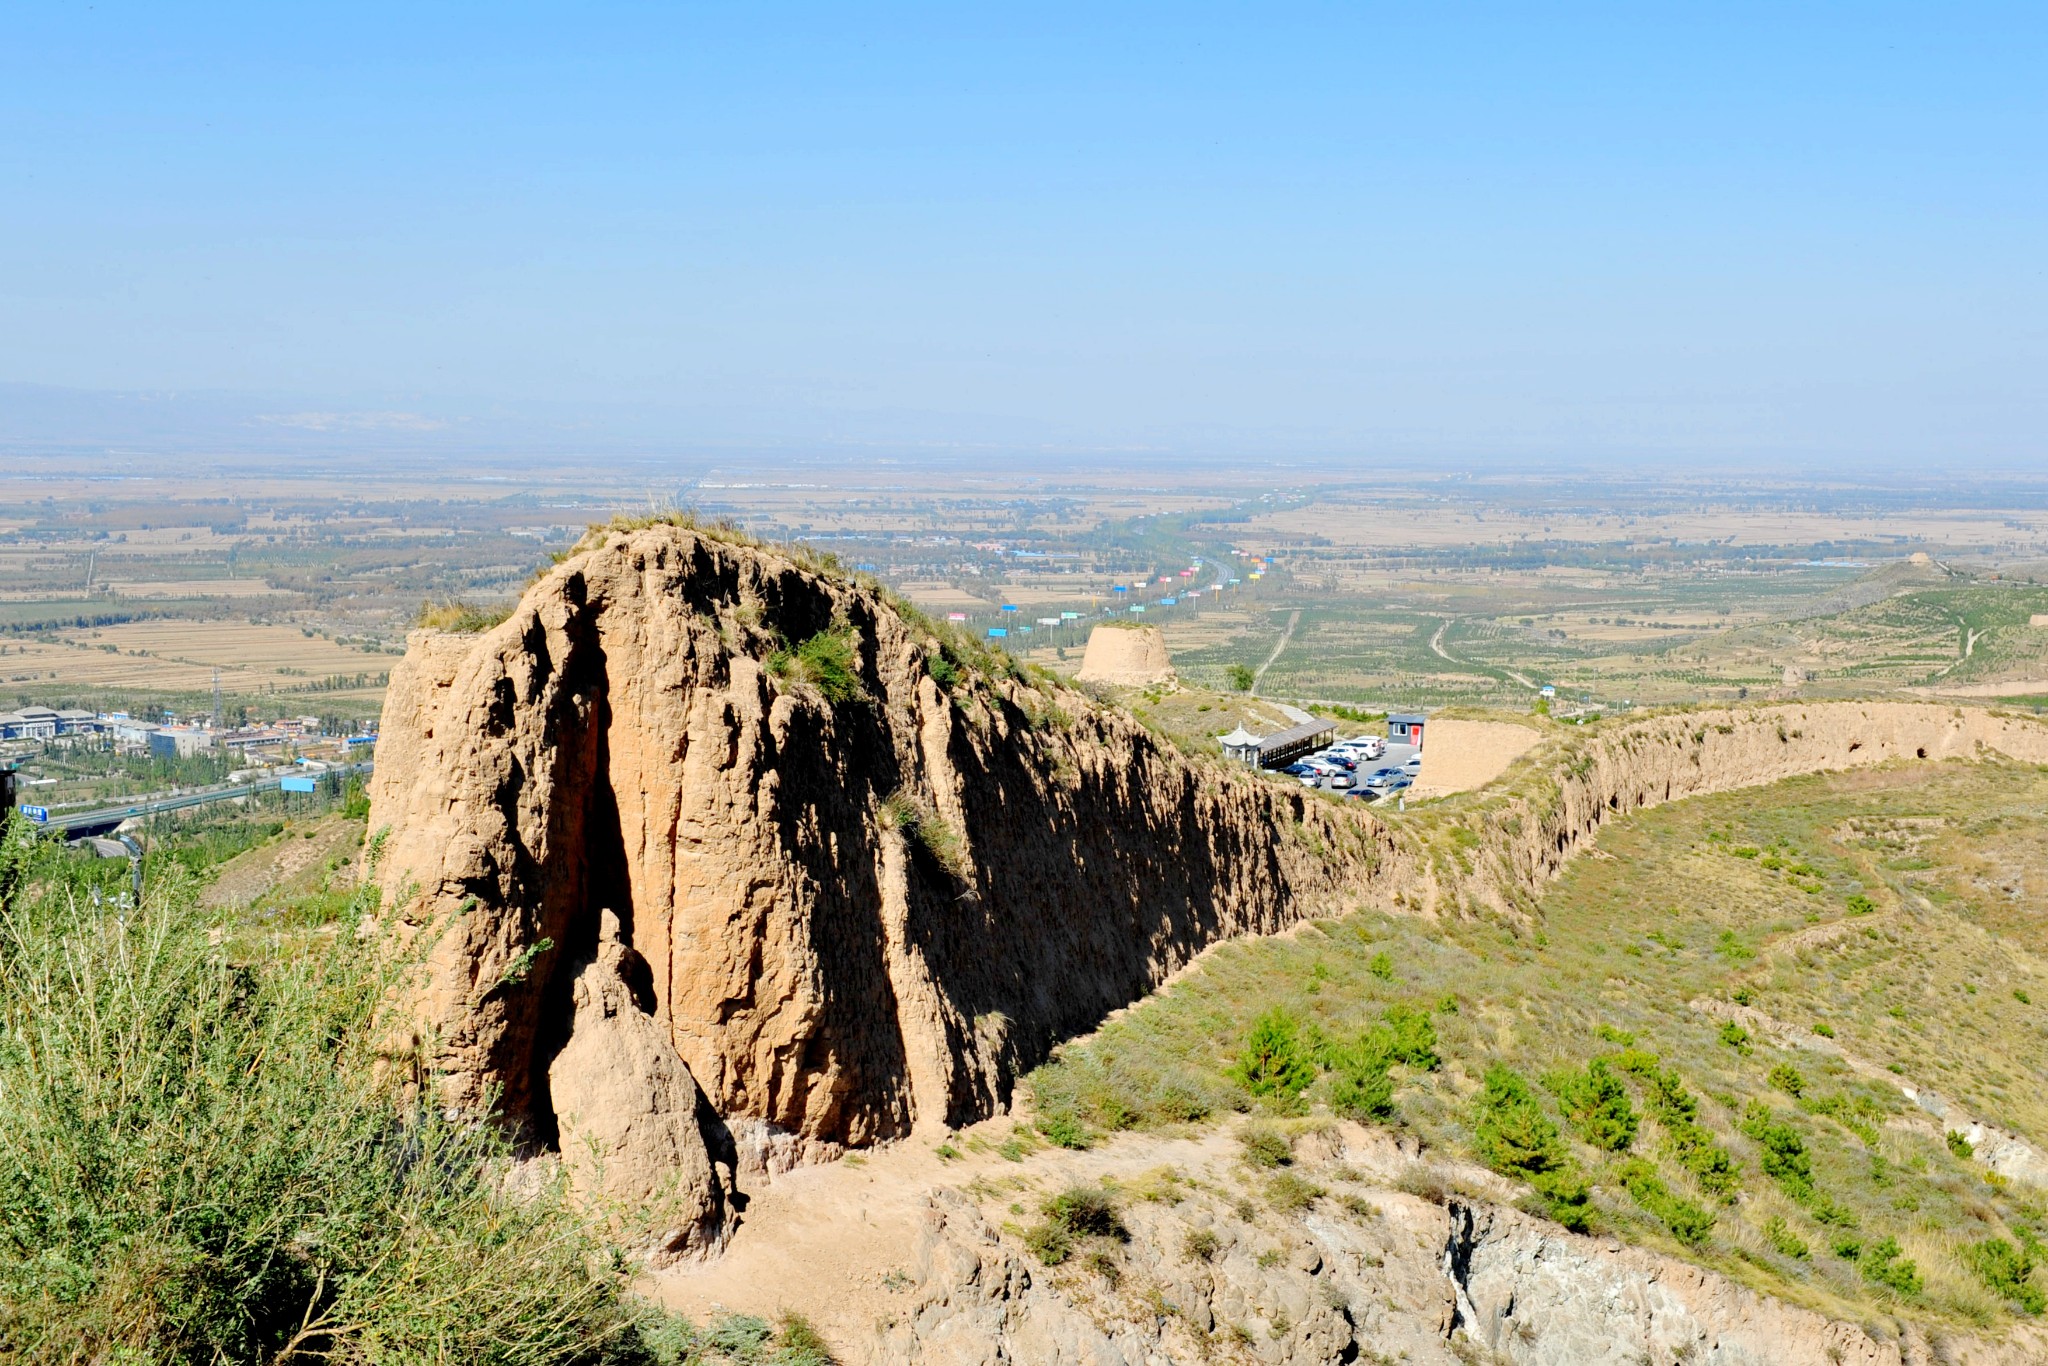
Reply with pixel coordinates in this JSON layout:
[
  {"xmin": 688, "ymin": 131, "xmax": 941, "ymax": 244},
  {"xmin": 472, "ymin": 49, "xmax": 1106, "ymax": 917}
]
[{"xmin": 1402, "ymin": 754, "xmax": 1423, "ymax": 771}]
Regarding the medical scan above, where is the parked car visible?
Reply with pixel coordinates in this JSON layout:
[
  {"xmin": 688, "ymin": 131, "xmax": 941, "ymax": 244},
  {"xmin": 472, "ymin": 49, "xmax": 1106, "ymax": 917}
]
[
  {"xmin": 1339, "ymin": 736, "xmax": 1386, "ymax": 760},
  {"xmin": 1281, "ymin": 762, "xmax": 1314, "ymax": 776},
  {"xmin": 1324, "ymin": 772, "xmax": 1354, "ymax": 789},
  {"xmin": 1318, "ymin": 753, "xmax": 1357, "ymax": 771},
  {"xmin": 1383, "ymin": 774, "xmax": 1413, "ymax": 792},
  {"xmin": 1402, "ymin": 755, "xmax": 1423, "ymax": 771},
  {"xmin": 1365, "ymin": 765, "xmax": 1404, "ymax": 787},
  {"xmin": 1345, "ymin": 786, "xmax": 1381, "ymax": 801}
]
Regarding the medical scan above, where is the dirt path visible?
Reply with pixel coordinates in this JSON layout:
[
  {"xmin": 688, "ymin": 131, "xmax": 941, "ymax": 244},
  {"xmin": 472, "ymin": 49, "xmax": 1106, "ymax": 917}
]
[
  {"xmin": 650, "ymin": 1116, "xmax": 1246, "ymax": 1358},
  {"xmin": 1929, "ymin": 621, "xmax": 1981, "ymax": 680},
  {"xmin": 1428, "ymin": 617, "xmax": 1537, "ymax": 690},
  {"xmin": 1250, "ymin": 607, "xmax": 1299, "ymax": 694}
]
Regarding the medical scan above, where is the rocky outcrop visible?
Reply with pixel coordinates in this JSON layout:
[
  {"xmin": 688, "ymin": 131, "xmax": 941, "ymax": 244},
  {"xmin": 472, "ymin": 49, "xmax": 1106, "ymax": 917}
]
[
  {"xmin": 367, "ymin": 521, "xmax": 2048, "ymax": 1253},
  {"xmin": 878, "ymin": 1166, "xmax": 2048, "ymax": 1366},
  {"xmin": 1075, "ymin": 625, "xmax": 1175, "ymax": 688},
  {"xmin": 368, "ymin": 525, "xmax": 1394, "ymax": 1215},
  {"xmin": 547, "ymin": 909, "xmax": 731, "ymax": 1262}
]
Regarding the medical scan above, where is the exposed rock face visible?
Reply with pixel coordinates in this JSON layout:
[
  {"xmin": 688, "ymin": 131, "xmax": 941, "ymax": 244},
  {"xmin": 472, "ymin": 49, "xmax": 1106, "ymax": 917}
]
[
  {"xmin": 367, "ymin": 522, "xmax": 2048, "ymax": 1256},
  {"xmin": 548, "ymin": 909, "xmax": 731, "ymax": 1262},
  {"xmin": 879, "ymin": 1171, "xmax": 2048, "ymax": 1366},
  {"xmin": 369, "ymin": 526, "xmax": 1390, "ymax": 1201},
  {"xmin": 1074, "ymin": 625, "xmax": 1175, "ymax": 687}
]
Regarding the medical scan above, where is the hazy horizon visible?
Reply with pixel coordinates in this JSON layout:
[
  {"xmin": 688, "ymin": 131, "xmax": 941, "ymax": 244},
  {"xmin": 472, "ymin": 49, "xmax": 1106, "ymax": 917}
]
[{"xmin": 4, "ymin": 4, "xmax": 2043, "ymax": 468}]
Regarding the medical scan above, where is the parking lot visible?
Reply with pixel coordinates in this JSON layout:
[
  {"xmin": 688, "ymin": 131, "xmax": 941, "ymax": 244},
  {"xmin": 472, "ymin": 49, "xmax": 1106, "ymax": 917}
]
[{"xmin": 1279, "ymin": 735, "xmax": 1422, "ymax": 803}]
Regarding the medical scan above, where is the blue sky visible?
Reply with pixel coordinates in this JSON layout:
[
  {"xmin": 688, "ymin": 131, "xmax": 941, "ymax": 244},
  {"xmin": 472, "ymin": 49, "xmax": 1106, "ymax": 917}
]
[{"xmin": 2, "ymin": 3, "xmax": 2043, "ymax": 463}]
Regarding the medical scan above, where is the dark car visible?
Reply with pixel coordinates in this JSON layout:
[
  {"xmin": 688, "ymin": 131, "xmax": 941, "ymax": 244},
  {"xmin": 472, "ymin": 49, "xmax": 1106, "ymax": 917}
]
[
  {"xmin": 1319, "ymin": 753, "xmax": 1357, "ymax": 771},
  {"xmin": 1345, "ymin": 787, "xmax": 1381, "ymax": 802},
  {"xmin": 1383, "ymin": 775, "xmax": 1413, "ymax": 792},
  {"xmin": 1281, "ymin": 762, "xmax": 1314, "ymax": 776}
]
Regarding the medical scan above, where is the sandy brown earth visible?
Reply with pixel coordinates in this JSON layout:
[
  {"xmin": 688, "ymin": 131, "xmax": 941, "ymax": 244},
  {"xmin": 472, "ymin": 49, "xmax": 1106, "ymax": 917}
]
[
  {"xmin": 649, "ymin": 1110, "xmax": 1230, "ymax": 1350},
  {"xmin": 1074, "ymin": 624, "xmax": 1175, "ymax": 686},
  {"xmin": 1407, "ymin": 717, "xmax": 1542, "ymax": 798},
  {"xmin": 1913, "ymin": 678, "xmax": 2048, "ymax": 697}
]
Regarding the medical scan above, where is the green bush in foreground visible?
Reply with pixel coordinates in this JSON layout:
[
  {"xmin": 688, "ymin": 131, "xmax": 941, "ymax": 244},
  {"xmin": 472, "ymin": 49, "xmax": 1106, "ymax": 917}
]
[
  {"xmin": 1968, "ymin": 1237, "xmax": 2046, "ymax": 1315},
  {"xmin": 1862, "ymin": 1236, "xmax": 1923, "ymax": 1297},
  {"xmin": 1471, "ymin": 1065, "xmax": 1590, "ymax": 1232},
  {"xmin": 1026, "ymin": 1186, "xmax": 1127, "ymax": 1266},
  {"xmin": 1232, "ymin": 1008, "xmax": 1316, "ymax": 1101},
  {"xmin": 1614, "ymin": 1160, "xmax": 1714, "ymax": 1247},
  {"xmin": 0, "ymin": 818, "xmax": 679, "ymax": 1365},
  {"xmin": 1546, "ymin": 1058, "xmax": 1638, "ymax": 1153}
]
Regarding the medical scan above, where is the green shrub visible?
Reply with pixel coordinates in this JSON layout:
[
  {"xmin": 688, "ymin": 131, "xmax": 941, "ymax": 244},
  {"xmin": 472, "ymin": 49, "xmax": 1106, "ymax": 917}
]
[
  {"xmin": 1740, "ymin": 1103, "xmax": 1814, "ymax": 1201},
  {"xmin": 1471, "ymin": 1066, "xmax": 1589, "ymax": 1231},
  {"xmin": 415, "ymin": 598, "xmax": 511, "ymax": 632},
  {"xmin": 1807, "ymin": 1192, "xmax": 1859, "ymax": 1228},
  {"xmin": 1375, "ymin": 1004, "xmax": 1440, "ymax": 1070},
  {"xmin": 1037, "ymin": 1111, "xmax": 1094, "ymax": 1150},
  {"xmin": 1025, "ymin": 1220, "xmax": 1075, "ymax": 1265},
  {"xmin": 1267, "ymin": 1171, "xmax": 1325, "ymax": 1214},
  {"xmin": 1024, "ymin": 1186, "xmax": 1128, "ymax": 1267},
  {"xmin": 1967, "ymin": 1237, "xmax": 2045, "ymax": 1315},
  {"xmin": 1367, "ymin": 951, "xmax": 1395, "ymax": 981},
  {"xmin": 1239, "ymin": 1123, "xmax": 1293, "ymax": 1169},
  {"xmin": 1718, "ymin": 1021, "xmax": 1753, "ymax": 1055},
  {"xmin": 1863, "ymin": 1236, "xmax": 1923, "ymax": 1296},
  {"xmin": 1767, "ymin": 1063, "xmax": 1806, "ymax": 1098},
  {"xmin": 1330, "ymin": 1053, "xmax": 1396, "ymax": 1122},
  {"xmin": 1715, "ymin": 929, "xmax": 1755, "ymax": 963},
  {"xmin": 1615, "ymin": 1159, "xmax": 1714, "ymax": 1246},
  {"xmin": 0, "ymin": 819, "xmax": 675, "ymax": 1364},
  {"xmin": 1546, "ymin": 1058, "xmax": 1638, "ymax": 1152},
  {"xmin": 927, "ymin": 654, "xmax": 961, "ymax": 690},
  {"xmin": 1830, "ymin": 1232, "xmax": 1863, "ymax": 1260},
  {"xmin": 1232, "ymin": 1008, "xmax": 1316, "ymax": 1100},
  {"xmin": 769, "ymin": 629, "xmax": 865, "ymax": 704},
  {"xmin": 1764, "ymin": 1217, "xmax": 1811, "ymax": 1261},
  {"xmin": 1946, "ymin": 1130, "xmax": 1976, "ymax": 1160},
  {"xmin": 1845, "ymin": 893, "xmax": 1876, "ymax": 916},
  {"xmin": 1227, "ymin": 663, "xmax": 1255, "ymax": 692},
  {"xmin": 1152, "ymin": 1083, "xmax": 1212, "ymax": 1123},
  {"xmin": 1183, "ymin": 1227, "xmax": 1221, "ymax": 1263}
]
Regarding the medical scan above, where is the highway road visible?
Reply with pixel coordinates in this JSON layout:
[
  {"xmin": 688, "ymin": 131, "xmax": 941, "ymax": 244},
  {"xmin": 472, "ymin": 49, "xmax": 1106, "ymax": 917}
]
[{"xmin": 26, "ymin": 761, "xmax": 374, "ymax": 837}]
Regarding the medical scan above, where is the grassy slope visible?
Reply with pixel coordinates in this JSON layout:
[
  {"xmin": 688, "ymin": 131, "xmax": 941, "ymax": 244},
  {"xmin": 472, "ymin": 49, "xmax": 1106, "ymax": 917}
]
[{"xmin": 1029, "ymin": 759, "xmax": 2048, "ymax": 1336}]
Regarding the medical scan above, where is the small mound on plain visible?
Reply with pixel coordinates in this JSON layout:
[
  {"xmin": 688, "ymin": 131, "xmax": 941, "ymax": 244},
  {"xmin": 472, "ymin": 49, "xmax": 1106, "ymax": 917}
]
[{"xmin": 1075, "ymin": 624, "xmax": 1175, "ymax": 686}]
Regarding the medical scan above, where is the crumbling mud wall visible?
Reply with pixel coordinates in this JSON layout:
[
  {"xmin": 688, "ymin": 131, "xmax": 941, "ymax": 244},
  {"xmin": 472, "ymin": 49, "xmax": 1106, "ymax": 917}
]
[
  {"xmin": 1074, "ymin": 624, "xmax": 1175, "ymax": 687},
  {"xmin": 1431, "ymin": 701, "xmax": 2048, "ymax": 919}
]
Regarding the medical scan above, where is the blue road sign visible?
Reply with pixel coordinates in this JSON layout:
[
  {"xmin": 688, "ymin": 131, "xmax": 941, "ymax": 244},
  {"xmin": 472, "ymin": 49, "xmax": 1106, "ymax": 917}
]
[
  {"xmin": 21, "ymin": 805, "xmax": 49, "ymax": 823},
  {"xmin": 280, "ymin": 777, "xmax": 318, "ymax": 794}
]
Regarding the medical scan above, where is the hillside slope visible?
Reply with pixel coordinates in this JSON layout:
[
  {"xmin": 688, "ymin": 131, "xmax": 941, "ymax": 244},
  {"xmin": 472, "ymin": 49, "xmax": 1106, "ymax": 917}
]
[{"xmin": 366, "ymin": 521, "xmax": 2048, "ymax": 1277}]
